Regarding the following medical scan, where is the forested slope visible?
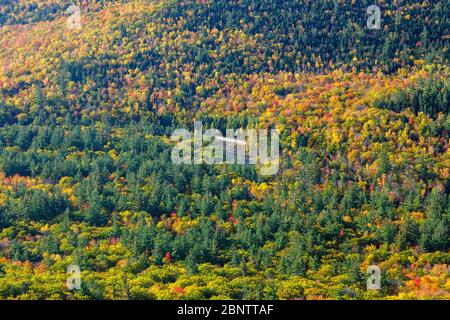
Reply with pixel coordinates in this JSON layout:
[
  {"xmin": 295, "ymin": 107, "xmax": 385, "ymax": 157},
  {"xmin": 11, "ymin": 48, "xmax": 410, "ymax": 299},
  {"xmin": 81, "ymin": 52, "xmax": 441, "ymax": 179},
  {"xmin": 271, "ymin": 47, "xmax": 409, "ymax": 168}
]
[{"xmin": 0, "ymin": 0, "xmax": 448, "ymax": 300}]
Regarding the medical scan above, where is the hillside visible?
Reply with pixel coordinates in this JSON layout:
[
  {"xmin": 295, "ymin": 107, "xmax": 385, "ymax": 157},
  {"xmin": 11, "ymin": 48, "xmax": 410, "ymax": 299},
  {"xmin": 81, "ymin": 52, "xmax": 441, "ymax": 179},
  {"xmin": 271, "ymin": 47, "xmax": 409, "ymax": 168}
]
[{"xmin": 0, "ymin": 0, "xmax": 448, "ymax": 300}]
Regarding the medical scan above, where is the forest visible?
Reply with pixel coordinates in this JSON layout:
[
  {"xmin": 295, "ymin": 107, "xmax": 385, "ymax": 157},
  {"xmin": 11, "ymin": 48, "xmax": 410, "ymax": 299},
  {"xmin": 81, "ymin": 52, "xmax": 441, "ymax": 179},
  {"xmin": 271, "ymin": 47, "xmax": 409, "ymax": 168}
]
[{"xmin": 0, "ymin": 0, "xmax": 448, "ymax": 299}]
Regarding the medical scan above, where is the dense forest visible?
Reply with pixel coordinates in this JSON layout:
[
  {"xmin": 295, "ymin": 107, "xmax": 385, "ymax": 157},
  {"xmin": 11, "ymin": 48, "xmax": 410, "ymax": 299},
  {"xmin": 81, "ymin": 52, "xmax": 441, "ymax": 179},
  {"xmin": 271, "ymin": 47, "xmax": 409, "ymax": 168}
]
[{"xmin": 0, "ymin": 0, "xmax": 448, "ymax": 299}]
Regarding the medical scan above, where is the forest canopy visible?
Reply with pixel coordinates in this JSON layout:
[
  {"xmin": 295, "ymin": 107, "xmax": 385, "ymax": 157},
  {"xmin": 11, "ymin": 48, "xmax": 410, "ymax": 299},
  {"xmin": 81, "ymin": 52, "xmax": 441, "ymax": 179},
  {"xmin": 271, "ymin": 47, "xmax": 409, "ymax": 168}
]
[{"xmin": 0, "ymin": 0, "xmax": 448, "ymax": 300}]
